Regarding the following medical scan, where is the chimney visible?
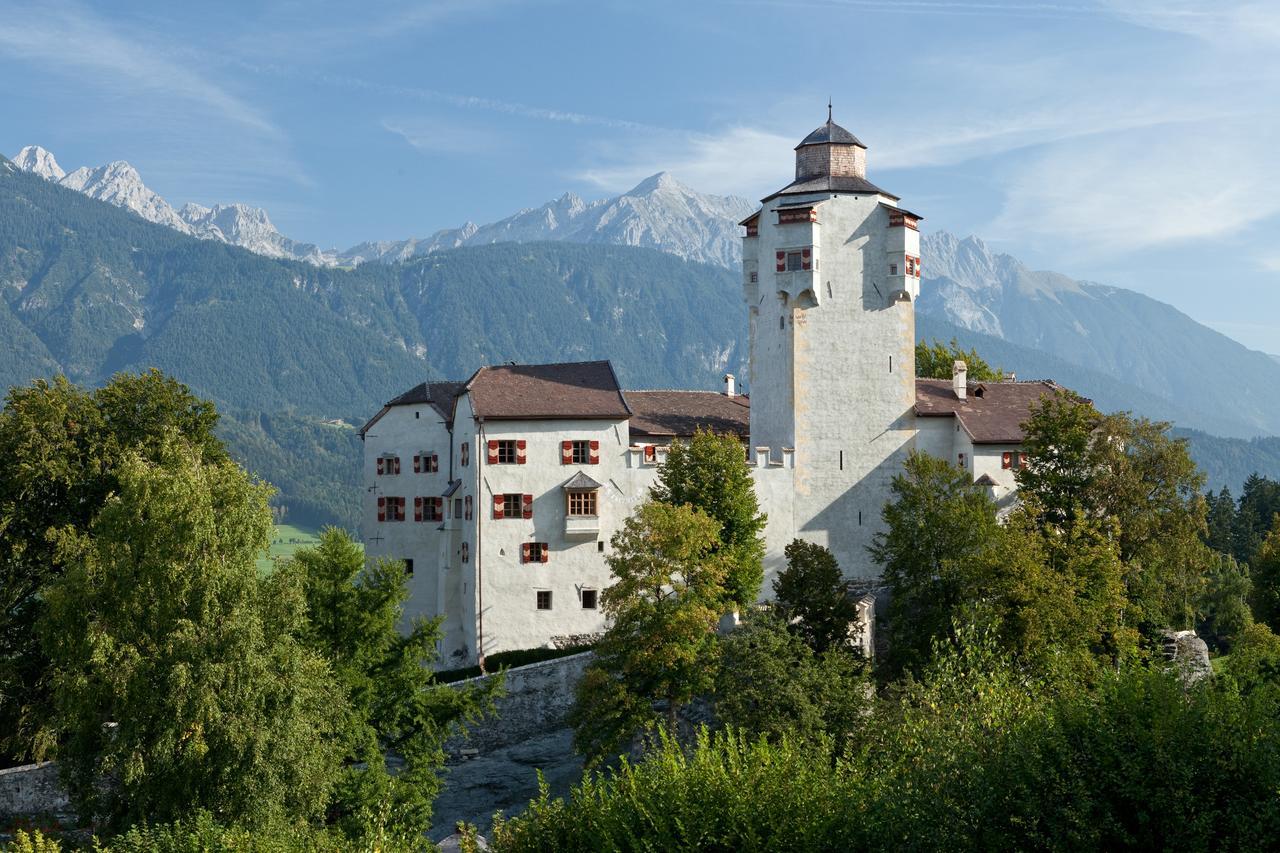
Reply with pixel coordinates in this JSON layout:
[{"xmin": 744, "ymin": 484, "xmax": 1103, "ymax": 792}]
[
  {"xmin": 952, "ymin": 360, "xmax": 967, "ymax": 401},
  {"xmin": 724, "ymin": 373, "xmax": 736, "ymax": 398}
]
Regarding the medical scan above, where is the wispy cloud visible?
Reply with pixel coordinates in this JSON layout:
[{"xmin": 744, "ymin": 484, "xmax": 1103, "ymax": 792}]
[
  {"xmin": 0, "ymin": 0, "xmax": 280, "ymax": 138},
  {"xmin": 381, "ymin": 118, "xmax": 501, "ymax": 156}
]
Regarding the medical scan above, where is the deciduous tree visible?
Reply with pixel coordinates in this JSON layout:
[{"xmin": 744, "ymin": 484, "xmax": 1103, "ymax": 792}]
[
  {"xmin": 37, "ymin": 438, "xmax": 342, "ymax": 830},
  {"xmin": 773, "ymin": 539, "xmax": 862, "ymax": 654},
  {"xmin": 651, "ymin": 429, "xmax": 766, "ymax": 607},
  {"xmin": 569, "ymin": 501, "xmax": 728, "ymax": 767}
]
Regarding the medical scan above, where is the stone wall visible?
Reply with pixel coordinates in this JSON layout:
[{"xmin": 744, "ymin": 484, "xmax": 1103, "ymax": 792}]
[
  {"xmin": 0, "ymin": 762, "xmax": 71, "ymax": 819},
  {"xmin": 446, "ymin": 651, "xmax": 593, "ymax": 755}
]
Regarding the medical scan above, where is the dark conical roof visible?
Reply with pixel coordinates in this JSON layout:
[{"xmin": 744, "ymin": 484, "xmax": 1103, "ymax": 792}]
[{"xmin": 795, "ymin": 119, "xmax": 864, "ymax": 149}]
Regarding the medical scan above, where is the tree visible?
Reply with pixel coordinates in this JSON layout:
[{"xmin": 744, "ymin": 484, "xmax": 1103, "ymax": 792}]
[
  {"xmin": 773, "ymin": 540, "xmax": 862, "ymax": 654},
  {"xmin": 569, "ymin": 501, "xmax": 728, "ymax": 767},
  {"xmin": 869, "ymin": 452, "xmax": 1001, "ymax": 677},
  {"xmin": 36, "ymin": 438, "xmax": 343, "ymax": 830},
  {"xmin": 715, "ymin": 610, "xmax": 867, "ymax": 745},
  {"xmin": 1014, "ymin": 389, "xmax": 1103, "ymax": 529},
  {"xmin": 651, "ymin": 429, "xmax": 766, "ymax": 607},
  {"xmin": 286, "ymin": 529, "xmax": 501, "ymax": 843},
  {"xmin": 0, "ymin": 371, "xmax": 225, "ymax": 764},
  {"xmin": 1197, "ymin": 552, "xmax": 1253, "ymax": 652},
  {"xmin": 1205, "ymin": 487, "xmax": 1237, "ymax": 556},
  {"xmin": 1236, "ymin": 476, "xmax": 1280, "ymax": 563},
  {"xmin": 915, "ymin": 339, "xmax": 1003, "ymax": 381},
  {"xmin": 1250, "ymin": 517, "xmax": 1280, "ymax": 632}
]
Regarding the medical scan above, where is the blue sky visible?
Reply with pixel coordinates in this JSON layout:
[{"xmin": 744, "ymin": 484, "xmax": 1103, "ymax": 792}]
[{"xmin": 2, "ymin": 0, "xmax": 1278, "ymax": 352}]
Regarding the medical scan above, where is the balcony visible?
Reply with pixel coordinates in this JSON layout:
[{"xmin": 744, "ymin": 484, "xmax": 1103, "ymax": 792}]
[{"xmin": 564, "ymin": 515, "xmax": 600, "ymax": 538}]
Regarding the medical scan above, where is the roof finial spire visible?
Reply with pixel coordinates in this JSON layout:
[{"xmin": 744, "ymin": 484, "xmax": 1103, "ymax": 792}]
[{"xmin": 828, "ymin": 97, "xmax": 833, "ymax": 123}]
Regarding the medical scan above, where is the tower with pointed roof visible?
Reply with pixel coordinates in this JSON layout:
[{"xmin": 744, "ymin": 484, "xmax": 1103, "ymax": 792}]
[{"xmin": 740, "ymin": 110, "xmax": 922, "ymax": 581}]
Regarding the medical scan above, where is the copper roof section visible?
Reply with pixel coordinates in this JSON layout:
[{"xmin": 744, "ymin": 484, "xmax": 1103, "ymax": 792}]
[
  {"xmin": 915, "ymin": 379, "xmax": 1076, "ymax": 444},
  {"xmin": 465, "ymin": 360, "xmax": 631, "ymax": 421},
  {"xmin": 626, "ymin": 390, "xmax": 750, "ymax": 439}
]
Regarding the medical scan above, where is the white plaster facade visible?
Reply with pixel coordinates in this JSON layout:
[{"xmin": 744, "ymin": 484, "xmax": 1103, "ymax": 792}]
[{"xmin": 359, "ymin": 116, "xmax": 1065, "ymax": 665}]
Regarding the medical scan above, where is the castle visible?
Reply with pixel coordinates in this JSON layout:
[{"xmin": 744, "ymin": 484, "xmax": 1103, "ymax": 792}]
[{"xmin": 360, "ymin": 114, "xmax": 1066, "ymax": 666}]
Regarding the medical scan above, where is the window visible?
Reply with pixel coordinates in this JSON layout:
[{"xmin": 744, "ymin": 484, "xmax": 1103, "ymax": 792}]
[
  {"xmin": 749, "ymin": 271, "xmax": 758, "ymax": 283},
  {"xmin": 905, "ymin": 256, "xmax": 916, "ymax": 277},
  {"xmin": 536, "ymin": 590, "xmax": 553, "ymax": 610},
  {"xmin": 1002, "ymin": 451, "xmax": 1013, "ymax": 470},
  {"xmin": 567, "ymin": 490, "xmax": 598, "ymax": 517},
  {"xmin": 582, "ymin": 589, "xmax": 599, "ymax": 610},
  {"xmin": 597, "ymin": 541, "xmax": 605, "ymax": 553},
  {"xmin": 522, "ymin": 542, "xmax": 549, "ymax": 564},
  {"xmin": 643, "ymin": 445, "xmax": 657, "ymax": 464},
  {"xmin": 786, "ymin": 251, "xmax": 802, "ymax": 272},
  {"xmin": 563, "ymin": 439, "xmax": 599, "ymax": 465},
  {"xmin": 890, "ymin": 262, "xmax": 898, "ymax": 276},
  {"xmin": 414, "ymin": 496, "xmax": 443, "ymax": 522},
  {"xmin": 464, "ymin": 495, "xmax": 473, "ymax": 520},
  {"xmin": 454, "ymin": 498, "xmax": 463, "ymax": 519},
  {"xmin": 461, "ymin": 542, "xmax": 469, "ymax": 563},
  {"xmin": 377, "ymin": 496, "xmax": 406, "ymax": 522},
  {"xmin": 496, "ymin": 493, "xmax": 533, "ymax": 519},
  {"xmin": 488, "ymin": 439, "xmax": 526, "ymax": 464},
  {"xmin": 414, "ymin": 453, "xmax": 438, "ymax": 474},
  {"xmin": 1018, "ymin": 453, "xmax": 1030, "ymax": 469},
  {"xmin": 460, "ymin": 442, "xmax": 469, "ymax": 466},
  {"xmin": 402, "ymin": 558, "xmax": 414, "ymax": 576},
  {"xmin": 957, "ymin": 453, "xmax": 967, "ymax": 470},
  {"xmin": 376, "ymin": 455, "xmax": 400, "ymax": 476}
]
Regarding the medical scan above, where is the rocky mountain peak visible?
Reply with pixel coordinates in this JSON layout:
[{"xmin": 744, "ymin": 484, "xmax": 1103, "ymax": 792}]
[
  {"xmin": 626, "ymin": 171, "xmax": 684, "ymax": 196},
  {"xmin": 13, "ymin": 146, "xmax": 65, "ymax": 181}
]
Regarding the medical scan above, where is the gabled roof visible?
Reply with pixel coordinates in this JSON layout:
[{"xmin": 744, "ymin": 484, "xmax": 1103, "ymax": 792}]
[
  {"xmin": 625, "ymin": 390, "xmax": 750, "ymax": 439},
  {"xmin": 358, "ymin": 379, "xmax": 465, "ymax": 436},
  {"xmin": 464, "ymin": 360, "xmax": 631, "ymax": 421},
  {"xmin": 562, "ymin": 471, "xmax": 603, "ymax": 491},
  {"xmin": 915, "ymin": 379, "xmax": 1077, "ymax": 444}
]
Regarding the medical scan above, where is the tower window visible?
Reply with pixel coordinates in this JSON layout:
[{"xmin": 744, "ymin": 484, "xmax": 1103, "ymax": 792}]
[
  {"xmin": 402, "ymin": 558, "xmax": 414, "ymax": 576},
  {"xmin": 536, "ymin": 590, "xmax": 553, "ymax": 610},
  {"xmin": 582, "ymin": 589, "xmax": 599, "ymax": 610},
  {"xmin": 890, "ymin": 263, "xmax": 898, "ymax": 276},
  {"xmin": 786, "ymin": 251, "xmax": 802, "ymax": 271}
]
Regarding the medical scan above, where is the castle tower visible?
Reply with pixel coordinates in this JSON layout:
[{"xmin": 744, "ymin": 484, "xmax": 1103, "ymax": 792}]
[{"xmin": 741, "ymin": 110, "xmax": 921, "ymax": 580}]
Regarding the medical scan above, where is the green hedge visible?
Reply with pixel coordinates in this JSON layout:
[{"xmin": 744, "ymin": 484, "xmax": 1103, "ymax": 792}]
[{"xmin": 433, "ymin": 644, "xmax": 593, "ymax": 684}]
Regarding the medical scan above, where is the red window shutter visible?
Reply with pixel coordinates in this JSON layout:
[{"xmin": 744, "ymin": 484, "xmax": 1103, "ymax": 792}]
[
  {"xmin": 775, "ymin": 250, "xmax": 786, "ymax": 272},
  {"xmin": 465, "ymin": 495, "xmax": 473, "ymax": 520},
  {"xmin": 413, "ymin": 454, "xmax": 421, "ymax": 474},
  {"xmin": 377, "ymin": 496, "xmax": 386, "ymax": 522},
  {"xmin": 377, "ymin": 457, "xmax": 385, "ymax": 476},
  {"xmin": 540, "ymin": 546, "xmax": 549, "ymax": 564},
  {"xmin": 521, "ymin": 542, "xmax": 531, "ymax": 563},
  {"xmin": 915, "ymin": 257, "xmax": 922, "ymax": 278},
  {"xmin": 487, "ymin": 440, "xmax": 499, "ymax": 464},
  {"xmin": 436, "ymin": 498, "xmax": 445, "ymax": 521},
  {"xmin": 589, "ymin": 439, "xmax": 600, "ymax": 464},
  {"xmin": 801, "ymin": 247, "xmax": 812, "ymax": 271},
  {"xmin": 522, "ymin": 494, "xmax": 533, "ymax": 519},
  {"xmin": 561, "ymin": 440, "xmax": 573, "ymax": 464},
  {"xmin": 414, "ymin": 496, "xmax": 423, "ymax": 521},
  {"xmin": 493, "ymin": 494, "xmax": 504, "ymax": 518},
  {"xmin": 1002, "ymin": 452, "xmax": 1012, "ymax": 470},
  {"xmin": 644, "ymin": 445, "xmax": 656, "ymax": 463},
  {"xmin": 393, "ymin": 457, "xmax": 401, "ymax": 475},
  {"xmin": 431, "ymin": 454, "xmax": 439, "ymax": 473},
  {"xmin": 516, "ymin": 439, "xmax": 527, "ymax": 464}
]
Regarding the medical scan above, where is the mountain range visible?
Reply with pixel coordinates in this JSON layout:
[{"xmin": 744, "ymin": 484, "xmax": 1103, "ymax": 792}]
[
  {"xmin": 3, "ymin": 147, "xmax": 1278, "ymax": 525},
  {"xmin": 11, "ymin": 146, "xmax": 753, "ymax": 269}
]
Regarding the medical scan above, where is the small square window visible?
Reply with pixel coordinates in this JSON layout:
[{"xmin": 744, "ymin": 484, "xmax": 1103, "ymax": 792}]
[
  {"xmin": 889, "ymin": 263, "xmax": 898, "ymax": 276},
  {"xmin": 527, "ymin": 542, "xmax": 548, "ymax": 563},
  {"xmin": 502, "ymin": 493, "xmax": 523, "ymax": 519},
  {"xmin": 571, "ymin": 440, "xmax": 592, "ymax": 465},
  {"xmin": 786, "ymin": 251, "xmax": 803, "ymax": 272},
  {"xmin": 582, "ymin": 589, "xmax": 598, "ymax": 610},
  {"xmin": 536, "ymin": 590, "xmax": 553, "ymax": 610},
  {"xmin": 497, "ymin": 440, "xmax": 518, "ymax": 464}
]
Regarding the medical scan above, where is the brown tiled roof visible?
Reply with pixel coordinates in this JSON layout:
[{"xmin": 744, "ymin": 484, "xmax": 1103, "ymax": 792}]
[
  {"xmin": 465, "ymin": 360, "xmax": 631, "ymax": 420},
  {"xmin": 626, "ymin": 390, "xmax": 750, "ymax": 439},
  {"xmin": 915, "ymin": 379, "xmax": 1075, "ymax": 444}
]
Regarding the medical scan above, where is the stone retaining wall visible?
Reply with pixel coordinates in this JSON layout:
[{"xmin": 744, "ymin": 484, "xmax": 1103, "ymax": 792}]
[
  {"xmin": 446, "ymin": 651, "xmax": 593, "ymax": 755},
  {"xmin": 0, "ymin": 762, "xmax": 71, "ymax": 819}
]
